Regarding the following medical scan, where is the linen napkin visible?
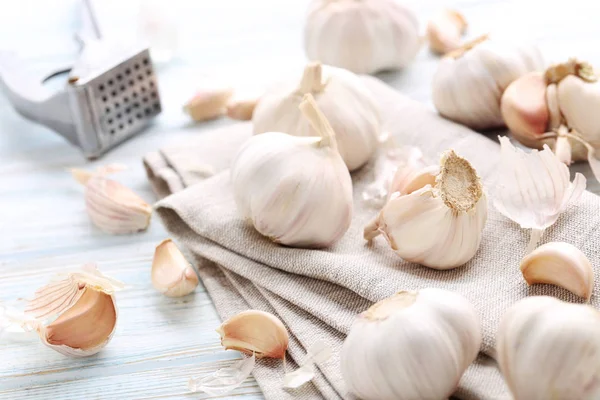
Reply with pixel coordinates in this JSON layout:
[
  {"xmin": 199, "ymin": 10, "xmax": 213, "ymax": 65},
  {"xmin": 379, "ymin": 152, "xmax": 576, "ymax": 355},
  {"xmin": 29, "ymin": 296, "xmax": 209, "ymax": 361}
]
[{"xmin": 145, "ymin": 75, "xmax": 600, "ymax": 399}]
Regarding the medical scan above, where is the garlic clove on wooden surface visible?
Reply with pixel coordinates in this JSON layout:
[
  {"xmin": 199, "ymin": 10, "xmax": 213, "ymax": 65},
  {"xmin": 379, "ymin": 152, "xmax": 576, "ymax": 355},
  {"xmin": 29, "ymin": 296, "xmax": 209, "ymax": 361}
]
[
  {"xmin": 217, "ymin": 310, "xmax": 289, "ymax": 359},
  {"xmin": 364, "ymin": 149, "xmax": 487, "ymax": 269},
  {"xmin": 183, "ymin": 87, "xmax": 234, "ymax": 122},
  {"xmin": 497, "ymin": 296, "xmax": 600, "ymax": 399},
  {"xmin": 426, "ymin": 9, "xmax": 467, "ymax": 55},
  {"xmin": 520, "ymin": 242, "xmax": 594, "ymax": 300},
  {"xmin": 341, "ymin": 289, "xmax": 481, "ymax": 400},
  {"xmin": 151, "ymin": 239, "xmax": 199, "ymax": 298}
]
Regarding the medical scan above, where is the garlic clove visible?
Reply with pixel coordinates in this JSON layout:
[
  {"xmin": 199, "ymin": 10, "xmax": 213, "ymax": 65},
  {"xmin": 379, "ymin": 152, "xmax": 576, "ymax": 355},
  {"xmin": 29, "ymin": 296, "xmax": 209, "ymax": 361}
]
[
  {"xmin": 226, "ymin": 97, "xmax": 259, "ymax": 121},
  {"xmin": 217, "ymin": 310, "xmax": 289, "ymax": 359},
  {"xmin": 389, "ymin": 164, "xmax": 439, "ymax": 197},
  {"xmin": 520, "ymin": 242, "xmax": 594, "ymax": 300},
  {"xmin": 184, "ymin": 87, "xmax": 234, "ymax": 122},
  {"xmin": 151, "ymin": 239, "xmax": 199, "ymax": 297},
  {"xmin": 426, "ymin": 9, "xmax": 467, "ymax": 55}
]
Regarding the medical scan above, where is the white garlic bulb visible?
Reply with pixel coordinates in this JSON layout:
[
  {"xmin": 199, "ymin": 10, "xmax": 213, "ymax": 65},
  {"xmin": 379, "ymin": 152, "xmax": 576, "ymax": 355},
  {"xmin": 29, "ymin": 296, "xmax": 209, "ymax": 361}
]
[
  {"xmin": 433, "ymin": 35, "xmax": 543, "ymax": 130},
  {"xmin": 253, "ymin": 62, "xmax": 380, "ymax": 171},
  {"xmin": 151, "ymin": 239, "xmax": 199, "ymax": 297},
  {"xmin": 364, "ymin": 149, "xmax": 487, "ymax": 269},
  {"xmin": 341, "ymin": 289, "xmax": 481, "ymax": 400},
  {"xmin": 232, "ymin": 93, "xmax": 352, "ymax": 248},
  {"xmin": 497, "ymin": 296, "xmax": 600, "ymax": 399},
  {"xmin": 304, "ymin": 0, "xmax": 420, "ymax": 74}
]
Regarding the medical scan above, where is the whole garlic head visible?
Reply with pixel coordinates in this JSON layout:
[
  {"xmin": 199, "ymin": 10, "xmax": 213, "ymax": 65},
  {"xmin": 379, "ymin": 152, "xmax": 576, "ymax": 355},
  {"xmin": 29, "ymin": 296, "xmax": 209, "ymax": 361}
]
[
  {"xmin": 253, "ymin": 62, "xmax": 380, "ymax": 171},
  {"xmin": 364, "ymin": 149, "xmax": 487, "ymax": 269},
  {"xmin": 304, "ymin": 0, "xmax": 420, "ymax": 74},
  {"xmin": 232, "ymin": 93, "xmax": 353, "ymax": 248},
  {"xmin": 433, "ymin": 35, "xmax": 543, "ymax": 130},
  {"xmin": 497, "ymin": 296, "xmax": 600, "ymax": 399},
  {"xmin": 341, "ymin": 289, "xmax": 481, "ymax": 400}
]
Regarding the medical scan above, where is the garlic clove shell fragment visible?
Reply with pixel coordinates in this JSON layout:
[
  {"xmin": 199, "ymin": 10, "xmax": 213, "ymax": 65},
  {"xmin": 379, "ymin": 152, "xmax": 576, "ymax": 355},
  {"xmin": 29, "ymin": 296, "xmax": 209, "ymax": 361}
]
[
  {"xmin": 151, "ymin": 239, "xmax": 199, "ymax": 297},
  {"xmin": 184, "ymin": 87, "xmax": 234, "ymax": 122},
  {"xmin": 426, "ymin": 9, "xmax": 467, "ymax": 55},
  {"xmin": 520, "ymin": 242, "xmax": 594, "ymax": 300},
  {"xmin": 217, "ymin": 310, "xmax": 289, "ymax": 359}
]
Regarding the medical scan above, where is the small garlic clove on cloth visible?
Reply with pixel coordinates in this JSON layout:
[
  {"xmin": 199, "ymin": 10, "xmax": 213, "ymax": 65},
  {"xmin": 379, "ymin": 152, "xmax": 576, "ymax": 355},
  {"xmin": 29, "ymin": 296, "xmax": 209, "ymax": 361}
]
[
  {"xmin": 151, "ymin": 239, "xmax": 199, "ymax": 297},
  {"xmin": 71, "ymin": 166, "xmax": 152, "ymax": 235},
  {"xmin": 364, "ymin": 149, "xmax": 487, "ymax": 269},
  {"xmin": 494, "ymin": 137, "xmax": 586, "ymax": 253},
  {"xmin": 426, "ymin": 9, "xmax": 467, "ymax": 55},
  {"xmin": 520, "ymin": 242, "xmax": 594, "ymax": 300},
  {"xmin": 184, "ymin": 87, "xmax": 234, "ymax": 122},
  {"xmin": 497, "ymin": 296, "xmax": 600, "ymax": 399},
  {"xmin": 341, "ymin": 289, "xmax": 481, "ymax": 400},
  {"xmin": 217, "ymin": 310, "xmax": 289, "ymax": 359}
]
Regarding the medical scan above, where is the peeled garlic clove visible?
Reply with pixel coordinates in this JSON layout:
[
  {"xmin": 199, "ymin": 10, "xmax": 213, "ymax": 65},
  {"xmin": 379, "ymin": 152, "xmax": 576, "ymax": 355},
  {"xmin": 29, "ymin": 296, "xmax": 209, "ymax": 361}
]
[
  {"xmin": 226, "ymin": 97, "xmax": 259, "ymax": 121},
  {"xmin": 151, "ymin": 239, "xmax": 199, "ymax": 297},
  {"xmin": 520, "ymin": 242, "xmax": 593, "ymax": 300},
  {"xmin": 304, "ymin": 0, "xmax": 420, "ymax": 74},
  {"xmin": 233, "ymin": 93, "xmax": 353, "ymax": 248},
  {"xmin": 252, "ymin": 61, "xmax": 380, "ymax": 171},
  {"xmin": 184, "ymin": 87, "xmax": 233, "ymax": 122},
  {"xmin": 217, "ymin": 310, "xmax": 289, "ymax": 359},
  {"xmin": 497, "ymin": 296, "xmax": 600, "ymax": 399},
  {"xmin": 71, "ymin": 167, "xmax": 152, "ymax": 235},
  {"xmin": 426, "ymin": 9, "xmax": 467, "ymax": 55},
  {"xmin": 341, "ymin": 289, "xmax": 481, "ymax": 400},
  {"xmin": 433, "ymin": 35, "xmax": 544, "ymax": 130},
  {"xmin": 365, "ymin": 150, "xmax": 487, "ymax": 269}
]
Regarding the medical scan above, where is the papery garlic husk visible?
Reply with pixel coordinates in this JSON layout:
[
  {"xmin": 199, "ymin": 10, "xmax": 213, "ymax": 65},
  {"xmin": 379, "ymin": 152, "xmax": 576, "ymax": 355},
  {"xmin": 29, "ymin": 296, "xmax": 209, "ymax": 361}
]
[
  {"xmin": 253, "ymin": 61, "xmax": 380, "ymax": 171},
  {"xmin": 217, "ymin": 310, "xmax": 289, "ymax": 359},
  {"xmin": 304, "ymin": 0, "xmax": 420, "ymax": 74},
  {"xmin": 433, "ymin": 34, "xmax": 543, "ymax": 130},
  {"xmin": 341, "ymin": 289, "xmax": 481, "ymax": 400},
  {"xmin": 232, "ymin": 93, "xmax": 353, "ymax": 248},
  {"xmin": 520, "ymin": 241, "xmax": 594, "ymax": 300},
  {"xmin": 71, "ymin": 165, "xmax": 152, "ymax": 235},
  {"xmin": 24, "ymin": 264, "xmax": 124, "ymax": 357},
  {"xmin": 494, "ymin": 137, "xmax": 586, "ymax": 253},
  {"xmin": 151, "ymin": 239, "xmax": 199, "ymax": 297},
  {"xmin": 364, "ymin": 149, "xmax": 487, "ymax": 269},
  {"xmin": 497, "ymin": 296, "xmax": 600, "ymax": 399},
  {"xmin": 183, "ymin": 87, "xmax": 233, "ymax": 121},
  {"xmin": 426, "ymin": 9, "xmax": 467, "ymax": 55}
]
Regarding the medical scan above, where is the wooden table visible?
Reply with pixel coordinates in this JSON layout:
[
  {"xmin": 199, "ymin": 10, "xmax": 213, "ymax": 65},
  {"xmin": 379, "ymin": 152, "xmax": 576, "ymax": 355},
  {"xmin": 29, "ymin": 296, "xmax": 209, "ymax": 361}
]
[{"xmin": 1, "ymin": 0, "xmax": 598, "ymax": 398}]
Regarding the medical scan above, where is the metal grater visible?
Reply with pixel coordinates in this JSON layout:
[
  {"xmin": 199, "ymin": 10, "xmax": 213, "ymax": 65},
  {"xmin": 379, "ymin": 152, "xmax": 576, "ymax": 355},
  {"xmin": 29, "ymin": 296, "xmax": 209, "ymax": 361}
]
[{"xmin": 0, "ymin": 0, "xmax": 161, "ymax": 159}]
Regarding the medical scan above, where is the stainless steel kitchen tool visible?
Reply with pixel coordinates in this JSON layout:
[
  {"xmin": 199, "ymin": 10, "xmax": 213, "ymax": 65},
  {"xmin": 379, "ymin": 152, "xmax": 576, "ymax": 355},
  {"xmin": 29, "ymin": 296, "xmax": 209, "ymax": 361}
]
[{"xmin": 0, "ymin": 0, "xmax": 161, "ymax": 159}]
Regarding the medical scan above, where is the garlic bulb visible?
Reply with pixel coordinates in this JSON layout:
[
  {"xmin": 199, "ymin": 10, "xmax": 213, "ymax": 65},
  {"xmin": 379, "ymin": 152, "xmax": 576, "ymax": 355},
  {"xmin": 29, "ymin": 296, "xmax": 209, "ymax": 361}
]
[
  {"xmin": 252, "ymin": 62, "xmax": 380, "ymax": 171},
  {"xmin": 151, "ymin": 239, "xmax": 199, "ymax": 297},
  {"xmin": 494, "ymin": 137, "xmax": 586, "ymax": 252},
  {"xmin": 71, "ymin": 165, "xmax": 152, "ymax": 235},
  {"xmin": 304, "ymin": 0, "xmax": 420, "ymax": 74},
  {"xmin": 364, "ymin": 149, "xmax": 487, "ymax": 269},
  {"xmin": 341, "ymin": 289, "xmax": 481, "ymax": 400},
  {"xmin": 24, "ymin": 264, "xmax": 124, "ymax": 357},
  {"xmin": 433, "ymin": 35, "xmax": 543, "ymax": 130},
  {"xmin": 426, "ymin": 9, "xmax": 467, "ymax": 55},
  {"xmin": 520, "ymin": 242, "xmax": 593, "ymax": 300},
  {"xmin": 217, "ymin": 310, "xmax": 289, "ymax": 359},
  {"xmin": 232, "ymin": 93, "xmax": 353, "ymax": 248},
  {"xmin": 497, "ymin": 296, "xmax": 600, "ymax": 399}
]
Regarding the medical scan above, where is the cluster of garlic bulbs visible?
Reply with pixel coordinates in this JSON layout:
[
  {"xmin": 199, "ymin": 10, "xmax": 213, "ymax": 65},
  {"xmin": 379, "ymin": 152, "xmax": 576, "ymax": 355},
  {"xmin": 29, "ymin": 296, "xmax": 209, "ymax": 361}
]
[
  {"xmin": 341, "ymin": 289, "xmax": 481, "ymax": 400},
  {"xmin": 303, "ymin": 0, "xmax": 420, "ymax": 74},
  {"xmin": 253, "ymin": 61, "xmax": 380, "ymax": 171},
  {"xmin": 433, "ymin": 35, "xmax": 544, "ymax": 130}
]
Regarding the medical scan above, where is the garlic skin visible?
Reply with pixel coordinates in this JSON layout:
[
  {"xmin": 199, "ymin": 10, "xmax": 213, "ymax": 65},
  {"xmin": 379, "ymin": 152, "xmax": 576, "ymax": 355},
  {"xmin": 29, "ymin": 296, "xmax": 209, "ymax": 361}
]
[
  {"xmin": 71, "ymin": 165, "xmax": 152, "ymax": 235},
  {"xmin": 497, "ymin": 296, "xmax": 600, "ymax": 400},
  {"xmin": 151, "ymin": 239, "xmax": 199, "ymax": 297},
  {"xmin": 217, "ymin": 310, "xmax": 289, "ymax": 359},
  {"xmin": 184, "ymin": 87, "xmax": 233, "ymax": 122},
  {"xmin": 520, "ymin": 242, "xmax": 594, "ymax": 300},
  {"xmin": 24, "ymin": 265, "xmax": 123, "ymax": 357},
  {"xmin": 341, "ymin": 289, "xmax": 481, "ymax": 400},
  {"xmin": 433, "ymin": 35, "xmax": 543, "ymax": 130},
  {"xmin": 304, "ymin": 0, "xmax": 420, "ymax": 74},
  {"xmin": 426, "ymin": 9, "xmax": 467, "ymax": 55},
  {"xmin": 233, "ymin": 94, "xmax": 353, "ymax": 248},
  {"xmin": 365, "ymin": 150, "xmax": 487, "ymax": 269},
  {"xmin": 253, "ymin": 62, "xmax": 380, "ymax": 171}
]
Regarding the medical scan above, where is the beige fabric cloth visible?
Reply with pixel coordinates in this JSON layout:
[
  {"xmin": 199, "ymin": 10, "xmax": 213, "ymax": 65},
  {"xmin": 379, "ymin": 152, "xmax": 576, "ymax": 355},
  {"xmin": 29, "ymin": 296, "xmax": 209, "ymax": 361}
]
[{"xmin": 145, "ymin": 76, "xmax": 599, "ymax": 399}]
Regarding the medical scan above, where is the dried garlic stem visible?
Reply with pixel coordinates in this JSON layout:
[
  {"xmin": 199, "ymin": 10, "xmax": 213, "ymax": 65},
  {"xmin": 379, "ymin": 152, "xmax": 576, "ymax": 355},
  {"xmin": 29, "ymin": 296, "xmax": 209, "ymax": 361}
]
[{"xmin": 299, "ymin": 94, "xmax": 337, "ymax": 151}]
